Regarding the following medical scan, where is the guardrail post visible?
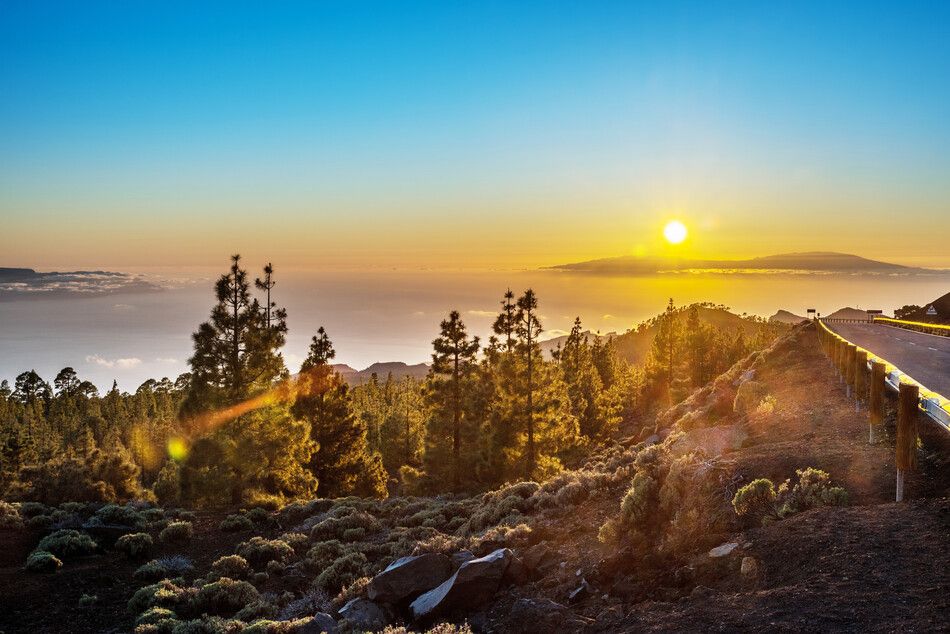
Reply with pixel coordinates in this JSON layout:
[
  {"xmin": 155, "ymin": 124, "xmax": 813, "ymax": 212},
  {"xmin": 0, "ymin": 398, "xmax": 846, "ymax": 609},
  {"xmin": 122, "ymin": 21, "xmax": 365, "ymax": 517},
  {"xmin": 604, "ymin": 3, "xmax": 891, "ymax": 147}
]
[
  {"xmin": 833, "ymin": 339, "xmax": 842, "ymax": 380},
  {"xmin": 869, "ymin": 361, "xmax": 885, "ymax": 444},
  {"xmin": 895, "ymin": 382, "xmax": 919, "ymax": 502},
  {"xmin": 854, "ymin": 350, "xmax": 868, "ymax": 412},
  {"xmin": 845, "ymin": 344, "xmax": 857, "ymax": 399}
]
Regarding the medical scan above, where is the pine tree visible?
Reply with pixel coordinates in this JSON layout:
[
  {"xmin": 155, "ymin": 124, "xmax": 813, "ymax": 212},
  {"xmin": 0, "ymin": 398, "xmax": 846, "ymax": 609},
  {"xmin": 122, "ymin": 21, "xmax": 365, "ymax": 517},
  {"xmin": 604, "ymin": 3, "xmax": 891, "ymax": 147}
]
[
  {"xmin": 647, "ymin": 298, "xmax": 681, "ymax": 405},
  {"xmin": 515, "ymin": 289, "xmax": 542, "ymax": 478},
  {"xmin": 492, "ymin": 289, "xmax": 517, "ymax": 352},
  {"xmin": 425, "ymin": 311, "xmax": 480, "ymax": 490},
  {"xmin": 182, "ymin": 255, "xmax": 287, "ymax": 418},
  {"xmin": 291, "ymin": 327, "xmax": 386, "ymax": 498},
  {"xmin": 684, "ymin": 306, "xmax": 715, "ymax": 387},
  {"xmin": 558, "ymin": 318, "xmax": 611, "ymax": 439}
]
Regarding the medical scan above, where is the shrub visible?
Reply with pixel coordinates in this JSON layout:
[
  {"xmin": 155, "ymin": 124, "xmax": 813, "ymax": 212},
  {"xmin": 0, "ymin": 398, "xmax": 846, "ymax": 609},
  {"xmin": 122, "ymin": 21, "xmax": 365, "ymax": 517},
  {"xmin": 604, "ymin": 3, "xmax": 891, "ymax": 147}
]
[
  {"xmin": 135, "ymin": 555, "xmax": 194, "ymax": 582},
  {"xmin": 210, "ymin": 555, "xmax": 251, "ymax": 581},
  {"xmin": 554, "ymin": 480, "xmax": 587, "ymax": 505},
  {"xmin": 136, "ymin": 606, "xmax": 177, "ymax": 626},
  {"xmin": 278, "ymin": 532, "xmax": 309, "ymax": 554},
  {"xmin": 265, "ymin": 560, "xmax": 285, "ymax": 577},
  {"xmin": 0, "ymin": 500, "xmax": 23, "ymax": 528},
  {"xmin": 733, "ymin": 380, "xmax": 770, "ymax": 416},
  {"xmin": 244, "ymin": 619, "xmax": 316, "ymax": 634},
  {"xmin": 116, "ymin": 532, "xmax": 154, "ymax": 559},
  {"xmin": 127, "ymin": 579, "xmax": 194, "ymax": 614},
  {"xmin": 14, "ymin": 448, "xmax": 145, "ymax": 505},
  {"xmin": 18, "ymin": 501, "xmax": 50, "ymax": 518},
  {"xmin": 237, "ymin": 537, "xmax": 295, "ymax": 568},
  {"xmin": 315, "ymin": 550, "xmax": 368, "ymax": 593},
  {"xmin": 778, "ymin": 468, "xmax": 848, "ymax": 515},
  {"xmin": 219, "ymin": 514, "xmax": 254, "ymax": 532},
  {"xmin": 25, "ymin": 550, "xmax": 63, "ymax": 573},
  {"xmin": 95, "ymin": 503, "xmax": 146, "ymax": 528},
  {"xmin": 310, "ymin": 510, "xmax": 380, "ymax": 541},
  {"xmin": 235, "ymin": 600, "xmax": 275, "ymax": 622},
  {"xmin": 159, "ymin": 521, "xmax": 193, "ymax": 543},
  {"xmin": 306, "ymin": 540, "xmax": 347, "ymax": 571},
  {"xmin": 27, "ymin": 514, "xmax": 53, "ymax": 530},
  {"xmin": 243, "ymin": 490, "xmax": 284, "ymax": 512},
  {"xmin": 79, "ymin": 593, "xmax": 98, "ymax": 606},
  {"xmin": 37, "ymin": 529, "xmax": 98, "ymax": 559},
  {"xmin": 734, "ymin": 469, "xmax": 848, "ymax": 524},
  {"xmin": 191, "ymin": 578, "xmax": 260, "ymax": 617},
  {"xmin": 732, "ymin": 479, "xmax": 778, "ymax": 525}
]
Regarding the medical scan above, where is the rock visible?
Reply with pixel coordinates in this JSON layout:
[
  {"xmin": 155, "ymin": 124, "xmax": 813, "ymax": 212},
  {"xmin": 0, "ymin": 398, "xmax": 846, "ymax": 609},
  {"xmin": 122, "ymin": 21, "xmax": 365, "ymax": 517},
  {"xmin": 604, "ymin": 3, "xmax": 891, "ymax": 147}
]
[
  {"xmin": 593, "ymin": 546, "xmax": 635, "ymax": 581},
  {"xmin": 568, "ymin": 578, "xmax": 593, "ymax": 603},
  {"xmin": 366, "ymin": 553, "xmax": 452, "ymax": 604},
  {"xmin": 451, "ymin": 550, "xmax": 475, "ymax": 569},
  {"xmin": 668, "ymin": 425, "xmax": 748, "ymax": 458},
  {"xmin": 298, "ymin": 612, "xmax": 338, "ymax": 634},
  {"xmin": 733, "ymin": 380, "xmax": 769, "ymax": 415},
  {"xmin": 410, "ymin": 548, "xmax": 512, "ymax": 621},
  {"xmin": 338, "ymin": 598, "xmax": 388, "ymax": 632},
  {"xmin": 522, "ymin": 543, "xmax": 559, "ymax": 577},
  {"xmin": 708, "ymin": 542, "xmax": 739, "ymax": 558},
  {"xmin": 506, "ymin": 598, "xmax": 594, "ymax": 633},
  {"xmin": 503, "ymin": 554, "xmax": 529, "ymax": 585},
  {"xmin": 740, "ymin": 556, "xmax": 759, "ymax": 577},
  {"xmin": 644, "ymin": 434, "xmax": 661, "ymax": 445}
]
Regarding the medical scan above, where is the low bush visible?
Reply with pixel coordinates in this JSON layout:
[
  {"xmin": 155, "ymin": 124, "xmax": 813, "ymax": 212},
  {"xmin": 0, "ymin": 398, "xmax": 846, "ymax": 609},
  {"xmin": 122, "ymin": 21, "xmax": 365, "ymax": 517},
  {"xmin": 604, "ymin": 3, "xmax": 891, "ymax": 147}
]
[
  {"xmin": 235, "ymin": 600, "xmax": 275, "ymax": 622},
  {"xmin": 315, "ymin": 550, "xmax": 368, "ymax": 593},
  {"xmin": 135, "ymin": 555, "xmax": 194, "ymax": 582},
  {"xmin": 237, "ymin": 537, "xmax": 295, "ymax": 568},
  {"xmin": 159, "ymin": 521, "xmax": 193, "ymax": 543},
  {"xmin": 278, "ymin": 532, "xmax": 309, "ymax": 554},
  {"xmin": 190, "ymin": 577, "xmax": 260, "ymax": 617},
  {"xmin": 116, "ymin": 532, "xmax": 154, "ymax": 559},
  {"xmin": 135, "ymin": 606, "xmax": 176, "ymax": 627},
  {"xmin": 309, "ymin": 510, "xmax": 380, "ymax": 542},
  {"xmin": 25, "ymin": 550, "xmax": 62, "ymax": 573},
  {"xmin": 95, "ymin": 503, "xmax": 146, "ymax": 528},
  {"xmin": 79, "ymin": 593, "xmax": 98, "ymax": 606},
  {"xmin": 0, "ymin": 500, "xmax": 23, "ymax": 528},
  {"xmin": 18, "ymin": 501, "xmax": 50, "ymax": 518},
  {"xmin": 733, "ymin": 468, "xmax": 848, "ymax": 526},
  {"xmin": 219, "ymin": 514, "xmax": 254, "ymax": 532},
  {"xmin": 36, "ymin": 529, "xmax": 98, "ymax": 559},
  {"xmin": 127, "ymin": 579, "xmax": 195, "ymax": 614},
  {"xmin": 306, "ymin": 540, "xmax": 347, "ymax": 571},
  {"xmin": 209, "ymin": 555, "xmax": 251, "ymax": 580}
]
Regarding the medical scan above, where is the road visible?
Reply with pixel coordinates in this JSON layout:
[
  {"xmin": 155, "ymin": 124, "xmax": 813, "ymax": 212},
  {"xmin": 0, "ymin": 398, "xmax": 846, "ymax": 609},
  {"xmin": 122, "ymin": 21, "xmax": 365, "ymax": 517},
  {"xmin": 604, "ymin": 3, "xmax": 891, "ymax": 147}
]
[{"xmin": 827, "ymin": 322, "xmax": 950, "ymax": 398}]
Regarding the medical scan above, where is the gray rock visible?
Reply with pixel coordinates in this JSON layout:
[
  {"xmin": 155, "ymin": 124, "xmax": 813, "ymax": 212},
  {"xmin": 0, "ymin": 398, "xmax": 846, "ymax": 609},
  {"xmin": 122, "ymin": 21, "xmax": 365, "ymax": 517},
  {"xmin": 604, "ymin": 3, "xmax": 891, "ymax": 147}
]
[
  {"xmin": 708, "ymin": 542, "xmax": 739, "ymax": 558},
  {"xmin": 298, "ymin": 612, "xmax": 338, "ymax": 634},
  {"xmin": 503, "ymin": 554, "xmax": 528, "ymax": 585},
  {"xmin": 367, "ymin": 553, "xmax": 453, "ymax": 604},
  {"xmin": 410, "ymin": 548, "xmax": 512, "ymax": 621},
  {"xmin": 339, "ymin": 598, "xmax": 388, "ymax": 632},
  {"xmin": 568, "ymin": 578, "xmax": 593, "ymax": 603},
  {"xmin": 451, "ymin": 550, "xmax": 476, "ymax": 569},
  {"xmin": 522, "ymin": 543, "xmax": 558, "ymax": 577}
]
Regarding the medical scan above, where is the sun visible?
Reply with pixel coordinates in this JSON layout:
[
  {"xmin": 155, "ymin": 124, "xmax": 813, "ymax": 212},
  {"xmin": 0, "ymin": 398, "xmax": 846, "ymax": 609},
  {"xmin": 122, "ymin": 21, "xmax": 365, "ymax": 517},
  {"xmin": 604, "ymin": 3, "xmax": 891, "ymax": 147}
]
[{"xmin": 663, "ymin": 220, "xmax": 688, "ymax": 245}]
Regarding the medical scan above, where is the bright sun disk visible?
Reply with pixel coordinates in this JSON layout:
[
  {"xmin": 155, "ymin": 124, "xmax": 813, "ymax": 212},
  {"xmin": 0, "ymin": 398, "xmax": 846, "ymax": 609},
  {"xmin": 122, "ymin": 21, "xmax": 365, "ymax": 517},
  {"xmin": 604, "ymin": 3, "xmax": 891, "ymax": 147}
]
[{"xmin": 663, "ymin": 220, "xmax": 688, "ymax": 244}]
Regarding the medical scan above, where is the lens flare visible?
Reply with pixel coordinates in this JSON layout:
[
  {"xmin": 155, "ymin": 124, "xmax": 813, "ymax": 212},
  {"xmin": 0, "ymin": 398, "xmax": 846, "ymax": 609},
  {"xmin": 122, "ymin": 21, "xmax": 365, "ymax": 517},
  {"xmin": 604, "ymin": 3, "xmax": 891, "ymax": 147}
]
[{"xmin": 167, "ymin": 437, "xmax": 189, "ymax": 461}]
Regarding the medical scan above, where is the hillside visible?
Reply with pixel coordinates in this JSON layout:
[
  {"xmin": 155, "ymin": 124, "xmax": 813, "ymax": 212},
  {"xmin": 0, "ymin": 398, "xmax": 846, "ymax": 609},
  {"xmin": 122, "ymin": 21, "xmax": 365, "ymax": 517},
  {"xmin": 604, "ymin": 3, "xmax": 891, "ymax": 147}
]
[
  {"xmin": 548, "ymin": 252, "xmax": 945, "ymax": 276},
  {"xmin": 3, "ymin": 322, "xmax": 946, "ymax": 632},
  {"xmin": 332, "ymin": 362, "xmax": 431, "ymax": 386},
  {"xmin": 825, "ymin": 307, "xmax": 870, "ymax": 320},
  {"xmin": 610, "ymin": 304, "xmax": 785, "ymax": 365},
  {"xmin": 769, "ymin": 310, "xmax": 806, "ymax": 324},
  {"xmin": 904, "ymin": 291, "xmax": 950, "ymax": 324}
]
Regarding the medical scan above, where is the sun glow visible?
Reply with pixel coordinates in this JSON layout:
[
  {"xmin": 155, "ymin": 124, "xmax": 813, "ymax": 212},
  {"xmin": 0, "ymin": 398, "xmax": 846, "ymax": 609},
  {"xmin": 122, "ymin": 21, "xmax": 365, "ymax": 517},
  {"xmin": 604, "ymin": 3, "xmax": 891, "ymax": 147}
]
[{"xmin": 663, "ymin": 220, "xmax": 688, "ymax": 245}]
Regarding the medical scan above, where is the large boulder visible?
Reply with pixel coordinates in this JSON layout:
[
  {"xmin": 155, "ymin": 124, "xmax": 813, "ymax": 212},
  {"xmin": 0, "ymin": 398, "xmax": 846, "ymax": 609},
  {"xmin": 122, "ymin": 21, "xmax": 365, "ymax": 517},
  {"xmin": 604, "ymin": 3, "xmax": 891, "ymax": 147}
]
[
  {"xmin": 410, "ymin": 548, "xmax": 513, "ymax": 621},
  {"xmin": 667, "ymin": 425, "xmax": 747, "ymax": 458},
  {"xmin": 338, "ymin": 598, "xmax": 388, "ymax": 632},
  {"xmin": 366, "ymin": 553, "xmax": 453, "ymax": 604}
]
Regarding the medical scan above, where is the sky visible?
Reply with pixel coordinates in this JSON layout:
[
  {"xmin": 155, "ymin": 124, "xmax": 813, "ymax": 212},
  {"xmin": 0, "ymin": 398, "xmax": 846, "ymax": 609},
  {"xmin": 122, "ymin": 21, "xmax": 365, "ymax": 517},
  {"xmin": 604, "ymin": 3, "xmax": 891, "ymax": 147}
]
[{"xmin": 2, "ymin": 1, "xmax": 950, "ymax": 270}]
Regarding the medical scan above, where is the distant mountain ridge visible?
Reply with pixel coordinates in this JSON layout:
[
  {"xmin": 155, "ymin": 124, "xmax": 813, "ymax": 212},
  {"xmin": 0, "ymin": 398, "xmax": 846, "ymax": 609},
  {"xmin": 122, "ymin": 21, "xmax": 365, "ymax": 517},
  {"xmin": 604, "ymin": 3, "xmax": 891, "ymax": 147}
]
[
  {"xmin": 332, "ymin": 361, "xmax": 430, "ymax": 386},
  {"xmin": 0, "ymin": 267, "xmax": 161, "ymax": 299},
  {"xmin": 548, "ymin": 252, "xmax": 947, "ymax": 276},
  {"xmin": 770, "ymin": 310, "xmax": 807, "ymax": 324}
]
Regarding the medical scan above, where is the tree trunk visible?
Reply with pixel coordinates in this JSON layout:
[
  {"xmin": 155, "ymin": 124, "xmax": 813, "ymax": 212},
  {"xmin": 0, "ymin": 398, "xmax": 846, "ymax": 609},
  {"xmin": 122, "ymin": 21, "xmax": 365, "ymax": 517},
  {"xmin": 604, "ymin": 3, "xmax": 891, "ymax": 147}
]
[{"xmin": 453, "ymin": 351, "xmax": 460, "ymax": 490}]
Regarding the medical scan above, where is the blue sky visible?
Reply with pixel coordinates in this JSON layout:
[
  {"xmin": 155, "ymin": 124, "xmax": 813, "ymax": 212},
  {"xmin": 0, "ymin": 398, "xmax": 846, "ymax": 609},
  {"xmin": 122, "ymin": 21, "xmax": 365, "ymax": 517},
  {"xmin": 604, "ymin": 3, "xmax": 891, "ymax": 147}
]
[{"xmin": 2, "ymin": 1, "xmax": 949, "ymax": 268}]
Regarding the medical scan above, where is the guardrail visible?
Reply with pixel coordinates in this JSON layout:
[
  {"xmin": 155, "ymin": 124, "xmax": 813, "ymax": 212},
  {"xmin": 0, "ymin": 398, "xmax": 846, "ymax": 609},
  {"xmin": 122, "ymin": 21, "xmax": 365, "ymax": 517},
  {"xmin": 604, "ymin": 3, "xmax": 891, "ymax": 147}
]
[
  {"xmin": 817, "ymin": 319, "xmax": 950, "ymax": 500},
  {"xmin": 872, "ymin": 316, "xmax": 950, "ymax": 337}
]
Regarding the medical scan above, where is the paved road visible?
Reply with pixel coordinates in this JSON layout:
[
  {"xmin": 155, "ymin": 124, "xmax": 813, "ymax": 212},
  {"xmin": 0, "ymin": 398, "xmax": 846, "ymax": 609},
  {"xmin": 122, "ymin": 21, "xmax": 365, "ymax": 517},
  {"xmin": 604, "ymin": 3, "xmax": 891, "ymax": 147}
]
[{"xmin": 827, "ymin": 322, "xmax": 950, "ymax": 397}]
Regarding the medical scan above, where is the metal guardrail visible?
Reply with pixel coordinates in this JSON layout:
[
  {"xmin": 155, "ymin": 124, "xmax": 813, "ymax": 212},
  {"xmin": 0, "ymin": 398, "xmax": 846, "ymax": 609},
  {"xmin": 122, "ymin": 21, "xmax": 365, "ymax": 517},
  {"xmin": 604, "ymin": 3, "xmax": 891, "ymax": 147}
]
[
  {"xmin": 872, "ymin": 316, "xmax": 950, "ymax": 337},
  {"xmin": 818, "ymin": 319, "xmax": 950, "ymax": 433}
]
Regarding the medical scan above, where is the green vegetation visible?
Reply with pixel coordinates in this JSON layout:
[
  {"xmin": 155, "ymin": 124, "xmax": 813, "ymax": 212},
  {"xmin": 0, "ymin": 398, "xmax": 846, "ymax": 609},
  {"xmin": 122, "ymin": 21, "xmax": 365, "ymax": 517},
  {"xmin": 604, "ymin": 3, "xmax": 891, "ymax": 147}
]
[
  {"xmin": 733, "ymin": 468, "xmax": 849, "ymax": 526},
  {"xmin": 25, "ymin": 550, "xmax": 62, "ymax": 573},
  {"xmin": 159, "ymin": 521, "xmax": 193, "ymax": 543},
  {"xmin": 36, "ymin": 529, "xmax": 98, "ymax": 559},
  {"xmin": 115, "ymin": 532, "xmax": 154, "ymax": 559}
]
